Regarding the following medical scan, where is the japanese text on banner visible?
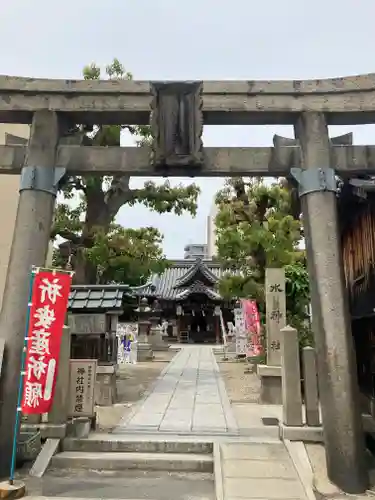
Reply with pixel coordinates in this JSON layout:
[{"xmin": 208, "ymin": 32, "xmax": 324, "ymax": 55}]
[
  {"xmin": 21, "ymin": 270, "xmax": 72, "ymax": 414},
  {"xmin": 242, "ymin": 299, "xmax": 262, "ymax": 358}
]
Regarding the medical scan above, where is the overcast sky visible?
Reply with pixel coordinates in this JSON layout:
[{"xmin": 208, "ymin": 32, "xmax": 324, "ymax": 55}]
[{"xmin": 1, "ymin": 0, "xmax": 375, "ymax": 257}]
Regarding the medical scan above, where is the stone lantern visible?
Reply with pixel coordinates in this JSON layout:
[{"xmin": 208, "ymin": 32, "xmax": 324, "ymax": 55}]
[
  {"xmin": 175, "ymin": 303, "xmax": 183, "ymax": 342},
  {"xmin": 214, "ymin": 304, "xmax": 221, "ymax": 344},
  {"xmin": 134, "ymin": 297, "xmax": 153, "ymax": 361},
  {"xmin": 149, "ymin": 299, "xmax": 166, "ymax": 351},
  {"xmin": 149, "ymin": 299, "xmax": 162, "ymax": 329}
]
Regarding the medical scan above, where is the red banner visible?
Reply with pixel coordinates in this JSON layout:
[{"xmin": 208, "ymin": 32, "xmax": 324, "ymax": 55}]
[
  {"xmin": 21, "ymin": 270, "xmax": 72, "ymax": 414},
  {"xmin": 242, "ymin": 299, "xmax": 263, "ymax": 358}
]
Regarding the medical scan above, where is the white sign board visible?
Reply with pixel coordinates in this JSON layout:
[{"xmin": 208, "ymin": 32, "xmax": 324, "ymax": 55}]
[
  {"xmin": 234, "ymin": 306, "xmax": 247, "ymax": 355},
  {"xmin": 68, "ymin": 359, "xmax": 97, "ymax": 417}
]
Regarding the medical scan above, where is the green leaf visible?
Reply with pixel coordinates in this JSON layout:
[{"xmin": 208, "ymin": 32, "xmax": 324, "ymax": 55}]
[{"xmin": 215, "ymin": 177, "xmax": 312, "ymax": 346}]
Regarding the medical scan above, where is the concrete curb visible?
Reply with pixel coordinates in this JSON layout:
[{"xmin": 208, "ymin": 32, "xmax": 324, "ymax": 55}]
[
  {"xmin": 284, "ymin": 439, "xmax": 316, "ymax": 500},
  {"xmin": 63, "ymin": 436, "xmax": 213, "ymax": 454},
  {"xmin": 213, "ymin": 442, "xmax": 224, "ymax": 500},
  {"xmin": 50, "ymin": 450, "xmax": 213, "ymax": 473},
  {"xmin": 29, "ymin": 438, "xmax": 60, "ymax": 478},
  {"xmin": 212, "ymin": 350, "xmax": 239, "ymax": 434}
]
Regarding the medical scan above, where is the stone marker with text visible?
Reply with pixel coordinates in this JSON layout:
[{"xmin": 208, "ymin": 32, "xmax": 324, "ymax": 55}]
[{"xmin": 265, "ymin": 268, "xmax": 286, "ymax": 366}]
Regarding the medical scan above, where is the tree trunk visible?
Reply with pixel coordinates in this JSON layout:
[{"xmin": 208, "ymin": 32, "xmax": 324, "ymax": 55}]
[
  {"xmin": 73, "ymin": 183, "xmax": 112, "ymax": 285},
  {"xmin": 73, "ymin": 250, "xmax": 98, "ymax": 285}
]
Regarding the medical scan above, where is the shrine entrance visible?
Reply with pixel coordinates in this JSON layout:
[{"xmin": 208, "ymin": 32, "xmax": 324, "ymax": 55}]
[
  {"xmin": 0, "ymin": 74, "xmax": 375, "ymax": 492},
  {"xmin": 188, "ymin": 300, "xmax": 209, "ymax": 343},
  {"xmin": 179, "ymin": 298, "xmax": 217, "ymax": 344}
]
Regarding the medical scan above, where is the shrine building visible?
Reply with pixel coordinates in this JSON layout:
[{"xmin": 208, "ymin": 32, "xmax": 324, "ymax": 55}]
[{"xmin": 132, "ymin": 258, "xmax": 235, "ymax": 343}]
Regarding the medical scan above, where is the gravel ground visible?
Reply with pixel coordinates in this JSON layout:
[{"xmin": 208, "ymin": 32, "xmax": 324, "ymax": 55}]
[{"xmin": 217, "ymin": 358, "xmax": 261, "ymax": 404}]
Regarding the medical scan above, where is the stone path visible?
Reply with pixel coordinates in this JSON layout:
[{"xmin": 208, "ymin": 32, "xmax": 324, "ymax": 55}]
[
  {"xmin": 219, "ymin": 441, "xmax": 308, "ymax": 499},
  {"xmin": 116, "ymin": 346, "xmax": 238, "ymax": 434}
]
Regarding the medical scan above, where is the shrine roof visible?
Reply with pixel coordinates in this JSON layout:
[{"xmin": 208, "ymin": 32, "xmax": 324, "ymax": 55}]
[
  {"xmin": 175, "ymin": 281, "xmax": 222, "ymax": 301},
  {"xmin": 68, "ymin": 284, "xmax": 131, "ymax": 312},
  {"xmin": 174, "ymin": 258, "xmax": 219, "ymax": 288},
  {"xmin": 131, "ymin": 259, "xmax": 225, "ymax": 301}
]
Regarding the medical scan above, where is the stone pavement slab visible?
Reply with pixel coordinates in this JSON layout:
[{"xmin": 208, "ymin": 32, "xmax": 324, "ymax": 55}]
[
  {"xmin": 220, "ymin": 442, "xmax": 308, "ymax": 499},
  {"xmin": 116, "ymin": 346, "xmax": 238, "ymax": 434}
]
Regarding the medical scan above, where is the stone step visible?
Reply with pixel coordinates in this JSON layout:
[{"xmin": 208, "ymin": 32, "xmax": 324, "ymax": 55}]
[
  {"xmin": 62, "ymin": 436, "xmax": 213, "ymax": 455},
  {"xmin": 50, "ymin": 451, "xmax": 214, "ymax": 473},
  {"xmin": 24, "ymin": 469, "xmax": 215, "ymax": 500}
]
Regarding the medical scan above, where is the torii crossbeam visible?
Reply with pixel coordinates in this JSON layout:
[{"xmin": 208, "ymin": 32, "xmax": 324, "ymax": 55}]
[{"xmin": 1, "ymin": 144, "xmax": 375, "ymax": 177}]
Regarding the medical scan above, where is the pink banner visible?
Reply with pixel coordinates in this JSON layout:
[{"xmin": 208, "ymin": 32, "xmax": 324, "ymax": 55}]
[{"xmin": 241, "ymin": 299, "xmax": 262, "ymax": 357}]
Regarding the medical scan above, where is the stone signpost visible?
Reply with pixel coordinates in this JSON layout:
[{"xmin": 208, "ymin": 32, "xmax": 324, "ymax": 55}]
[
  {"xmin": 0, "ymin": 73, "xmax": 371, "ymax": 492},
  {"xmin": 265, "ymin": 268, "xmax": 286, "ymax": 366},
  {"xmin": 68, "ymin": 359, "xmax": 97, "ymax": 418},
  {"xmin": 257, "ymin": 268, "xmax": 286, "ymax": 405}
]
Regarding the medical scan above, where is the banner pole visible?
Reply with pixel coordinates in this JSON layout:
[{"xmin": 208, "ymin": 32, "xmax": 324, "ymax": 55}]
[{"xmin": 9, "ymin": 266, "xmax": 37, "ymax": 485}]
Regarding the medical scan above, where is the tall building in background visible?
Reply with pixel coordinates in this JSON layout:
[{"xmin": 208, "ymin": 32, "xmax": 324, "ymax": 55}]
[
  {"xmin": 206, "ymin": 200, "xmax": 218, "ymax": 259},
  {"xmin": 0, "ymin": 124, "xmax": 54, "ymax": 311},
  {"xmin": 184, "ymin": 243, "xmax": 208, "ymax": 260},
  {"xmin": 183, "ymin": 200, "xmax": 218, "ymax": 261}
]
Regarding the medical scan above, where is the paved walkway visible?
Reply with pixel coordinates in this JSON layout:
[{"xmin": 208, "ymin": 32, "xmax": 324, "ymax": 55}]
[
  {"xmin": 219, "ymin": 441, "xmax": 308, "ymax": 499},
  {"xmin": 116, "ymin": 345, "xmax": 238, "ymax": 434}
]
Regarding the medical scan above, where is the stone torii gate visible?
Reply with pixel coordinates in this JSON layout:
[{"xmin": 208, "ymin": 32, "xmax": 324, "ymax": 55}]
[{"xmin": 0, "ymin": 75, "xmax": 375, "ymax": 492}]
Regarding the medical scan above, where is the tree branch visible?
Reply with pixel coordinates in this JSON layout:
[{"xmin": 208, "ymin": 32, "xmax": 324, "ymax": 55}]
[
  {"xmin": 232, "ymin": 179, "xmax": 253, "ymax": 225},
  {"xmin": 51, "ymin": 228, "xmax": 82, "ymax": 245},
  {"xmin": 104, "ymin": 175, "xmax": 137, "ymax": 216}
]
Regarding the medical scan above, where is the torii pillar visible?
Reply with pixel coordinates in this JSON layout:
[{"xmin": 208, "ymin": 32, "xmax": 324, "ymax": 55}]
[
  {"xmin": 290, "ymin": 112, "xmax": 368, "ymax": 494},
  {"xmin": 0, "ymin": 111, "xmax": 65, "ymax": 478}
]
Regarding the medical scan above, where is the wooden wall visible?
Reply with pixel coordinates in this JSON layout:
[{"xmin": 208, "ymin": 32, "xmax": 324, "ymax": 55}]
[
  {"xmin": 342, "ymin": 203, "xmax": 375, "ymax": 317},
  {"xmin": 341, "ymin": 198, "xmax": 375, "ymax": 398}
]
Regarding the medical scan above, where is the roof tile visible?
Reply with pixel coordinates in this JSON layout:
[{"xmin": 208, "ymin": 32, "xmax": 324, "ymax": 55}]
[
  {"xmin": 68, "ymin": 285, "xmax": 129, "ymax": 312},
  {"xmin": 132, "ymin": 259, "xmax": 226, "ymax": 300}
]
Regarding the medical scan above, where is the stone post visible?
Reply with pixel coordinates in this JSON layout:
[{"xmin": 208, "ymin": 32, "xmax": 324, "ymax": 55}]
[
  {"xmin": 176, "ymin": 304, "xmax": 183, "ymax": 342},
  {"xmin": 293, "ymin": 112, "xmax": 368, "ymax": 493},
  {"xmin": 281, "ymin": 326, "xmax": 303, "ymax": 426},
  {"xmin": 136, "ymin": 298, "xmax": 153, "ymax": 361},
  {"xmin": 214, "ymin": 305, "xmax": 221, "ymax": 344},
  {"xmin": 0, "ymin": 340, "xmax": 4, "ymax": 378},
  {"xmin": 302, "ymin": 347, "xmax": 320, "ymax": 427},
  {"xmin": 0, "ymin": 111, "xmax": 64, "ymax": 479},
  {"xmin": 149, "ymin": 300, "xmax": 166, "ymax": 351},
  {"xmin": 265, "ymin": 268, "xmax": 286, "ymax": 365},
  {"xmin": 47, "ymin": 325, "xmax": 71, "ymax": 436},
  {"xmin": 257, "ymin": 269, "xmax": 286, "ymax": 404},
  {"xmin": 109, "ymin": 315, "xmax": 119, "ymax": 364}
]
